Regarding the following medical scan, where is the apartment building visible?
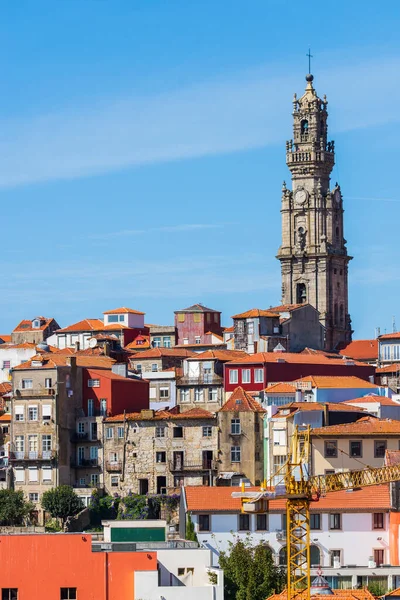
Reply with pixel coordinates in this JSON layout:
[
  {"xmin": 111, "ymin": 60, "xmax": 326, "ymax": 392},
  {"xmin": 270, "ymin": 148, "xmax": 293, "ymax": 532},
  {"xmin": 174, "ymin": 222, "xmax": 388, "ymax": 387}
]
[{"xmin": 103, "ymin": 407, "xmax": 218, "ymax": 495}]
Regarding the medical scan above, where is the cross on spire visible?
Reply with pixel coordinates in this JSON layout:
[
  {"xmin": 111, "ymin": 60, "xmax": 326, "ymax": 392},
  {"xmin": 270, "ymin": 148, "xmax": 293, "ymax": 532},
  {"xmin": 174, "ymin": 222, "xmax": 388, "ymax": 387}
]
[{"xmin": 306, "ymin": 48, "xmax": 313, "ymax": 74}]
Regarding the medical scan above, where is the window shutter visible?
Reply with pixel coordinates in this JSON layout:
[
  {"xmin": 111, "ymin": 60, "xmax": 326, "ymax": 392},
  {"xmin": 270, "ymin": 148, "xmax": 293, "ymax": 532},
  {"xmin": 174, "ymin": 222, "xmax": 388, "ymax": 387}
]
[
  {"xmin": 15, "ymin": 468, "xmax": 24, "ymax": 482},
  {"xmin": 28, "ymin": 467, "xmax": 38, "ymax": 482},
  {"xmin": 14, "ymin": 405, "xmax": 24, "ymax": 415},
  {"xmin": 42, "ymin": 405, "xmax": 52, "ymax": 417}
]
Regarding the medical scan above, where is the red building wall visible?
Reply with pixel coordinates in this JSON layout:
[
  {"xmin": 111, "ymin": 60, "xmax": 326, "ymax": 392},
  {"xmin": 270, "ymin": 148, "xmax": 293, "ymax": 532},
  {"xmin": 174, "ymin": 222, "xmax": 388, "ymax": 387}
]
[
  {"xmin": 0, "ymin": 534, "xmax": 156, "ymax": 599},
  {"xmin": 83, "ymin": 369, "xmax": 149, "ymax": 416},
  {"xmin": 224, "ymin": 362, "xmax": 375, "ymax": 393},
  {"xmin": 175, "ymin": 312, "xmax": 222, "ymax": 345}
]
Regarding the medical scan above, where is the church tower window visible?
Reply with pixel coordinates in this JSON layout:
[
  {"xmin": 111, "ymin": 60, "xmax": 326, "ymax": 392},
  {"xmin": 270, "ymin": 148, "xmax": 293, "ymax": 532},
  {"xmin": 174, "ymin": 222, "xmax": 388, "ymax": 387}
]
[{"xmin": 296, "ymin": 283, "xmax": 307, "ymax": 304}]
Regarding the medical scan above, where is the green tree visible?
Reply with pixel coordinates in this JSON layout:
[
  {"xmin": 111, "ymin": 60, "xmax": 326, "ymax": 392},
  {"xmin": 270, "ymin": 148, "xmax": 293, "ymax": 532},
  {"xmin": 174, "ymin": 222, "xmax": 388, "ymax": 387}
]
[
  {"xmin": 186, "ymin": 513, "xmax": 198, "ymax": 543},
  {"xmin": 219, "ymin": 536, "xmax": 285, "ymax": 600},
  {"xmin": 0, "ymin": 489, "xmax": 34, "ymax": 526},
  {"xmin": 41, "ymin": 485, "xmax": 84, "ymax": 525}
]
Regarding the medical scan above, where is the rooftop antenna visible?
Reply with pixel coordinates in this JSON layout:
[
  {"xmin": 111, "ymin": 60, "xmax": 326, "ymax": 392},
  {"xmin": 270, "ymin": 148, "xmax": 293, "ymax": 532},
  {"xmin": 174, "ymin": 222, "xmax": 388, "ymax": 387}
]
[
  {"xmin": 375, "ymin": 327, "xmax": 381, "ymax": 338},
  {"xmin": 393, "ymin": 316, "xmax": 397, "ymax": 334}
]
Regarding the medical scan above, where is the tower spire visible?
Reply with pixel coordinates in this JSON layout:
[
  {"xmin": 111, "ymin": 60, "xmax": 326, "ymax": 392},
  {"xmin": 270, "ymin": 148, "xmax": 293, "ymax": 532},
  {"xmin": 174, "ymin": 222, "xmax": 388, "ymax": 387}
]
[{"xmin": 306, "ymin": 48, "xmax": 313, "ymax": 75}]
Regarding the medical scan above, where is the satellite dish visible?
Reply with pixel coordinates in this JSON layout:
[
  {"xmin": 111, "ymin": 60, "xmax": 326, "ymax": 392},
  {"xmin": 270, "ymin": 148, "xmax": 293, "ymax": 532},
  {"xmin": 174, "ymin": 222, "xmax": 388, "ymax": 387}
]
[{"xmin": 88, "ymin": 338, "xmax": 98, "ymax": 349}]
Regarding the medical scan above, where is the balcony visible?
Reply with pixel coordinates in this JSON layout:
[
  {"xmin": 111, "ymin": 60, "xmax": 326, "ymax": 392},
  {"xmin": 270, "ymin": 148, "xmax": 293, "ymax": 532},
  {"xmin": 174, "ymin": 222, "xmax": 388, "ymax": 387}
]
[
  {"xmin": 70, "ymin": 458, "xmax": 100, "ymax": 468},
  {"xmin": 70, "ymin": 432, "xmax": 101, "ymax": 443},
  {"xmin": 178, "ymin": 374, "xmax": 223, "ymax": 386},
  {"xmin": 169, "ymin": 460, "xmax": 217, "ymax": 472},
  {"xmin": 15, "ymin": 388, "xmax": 55, "ymax": 397},
  {"xmin": 10, "ymin": 450, "xmax": 55, "ymax": 461},
  {"xmin": 105, "ymin": 461, "xmax": 122, "ymax": 472}
]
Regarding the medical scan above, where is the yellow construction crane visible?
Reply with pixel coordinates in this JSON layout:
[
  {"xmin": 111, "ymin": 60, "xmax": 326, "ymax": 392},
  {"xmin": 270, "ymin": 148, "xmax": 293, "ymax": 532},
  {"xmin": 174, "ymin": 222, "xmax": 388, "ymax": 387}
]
[{"xmin": 233, "ymin": 426, "xmax": 400, "ymax": 600}]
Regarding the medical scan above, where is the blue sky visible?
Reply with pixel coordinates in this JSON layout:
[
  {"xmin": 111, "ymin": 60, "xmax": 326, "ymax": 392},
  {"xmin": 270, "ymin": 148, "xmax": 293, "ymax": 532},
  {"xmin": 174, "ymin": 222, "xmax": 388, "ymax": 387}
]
[{"xmin": 1, "ymin": 0, "xmax": 400, "ymax": 337}]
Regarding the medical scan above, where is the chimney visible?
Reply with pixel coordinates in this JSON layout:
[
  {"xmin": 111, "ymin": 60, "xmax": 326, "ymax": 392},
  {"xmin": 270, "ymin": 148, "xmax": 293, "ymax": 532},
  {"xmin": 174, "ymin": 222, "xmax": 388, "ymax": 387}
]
[
  {"xmin": 74, "ymin": 341, "xmax": 80, "ymax": 353},
  {"xmin": 66, "ymin": 356, "xmax": 77, "ymax": 369}
]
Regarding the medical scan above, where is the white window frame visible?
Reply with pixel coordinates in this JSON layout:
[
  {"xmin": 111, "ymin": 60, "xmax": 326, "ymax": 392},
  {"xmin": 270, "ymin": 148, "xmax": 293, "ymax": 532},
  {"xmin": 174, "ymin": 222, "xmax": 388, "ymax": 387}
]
[
  {"xmin": 88, "ymin": 379, "xmax": 100, "ymax": 388},
  {"xmin": 254, "ymin": 368, "xmax": 263, "ymax": 383},
  {"xmin": 242, "ymin": 369, "xmax": 251, "ymax": 384},
  {"xmin": 22, "ymin": 379, "xmax": 33, "ymax": 389},
  {"xmin": 229, "ymin": 369, "xmax": 238, "ymax": 384}
]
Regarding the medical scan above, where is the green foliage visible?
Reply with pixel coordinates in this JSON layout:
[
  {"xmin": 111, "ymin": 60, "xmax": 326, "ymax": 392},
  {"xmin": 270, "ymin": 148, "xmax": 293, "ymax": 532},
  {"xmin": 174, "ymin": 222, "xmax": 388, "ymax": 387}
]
[
  {"xmin": 208, "ymin": 570, "xmax": 218, "ymax": 585},
  {"xmin": 219, "ymin": 536, "xmax": 285, "ymax": 600},
  {"xmin": 367, "ymin": 582, "xmax": 388, "ymax": 597},
  {"xmin": 118, "ymin": 494, "xmax": 149, "ymax": 520},
  {"xmin": 186, "ymin": 513, "xmax": 198, "ymax": 542},
  {"xmin": 0, "ymin": 489, "xmax": 34, "ymax": 526},
  {"xmin": 45, "ymin": 518, "xmax": 62, "ymax": 532},
  {"xmin": 41, "ymin": 485, "xmax": 84, "ymax": 524},
  {"xmin": 89, "ymin": 491, "xmax": 120, "ymax": 525}
]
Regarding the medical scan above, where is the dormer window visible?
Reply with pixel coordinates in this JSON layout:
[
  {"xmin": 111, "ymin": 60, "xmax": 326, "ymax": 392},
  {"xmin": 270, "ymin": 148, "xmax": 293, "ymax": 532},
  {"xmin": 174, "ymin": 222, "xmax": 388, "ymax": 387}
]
[{"xmin": 32, "ymin": 320, "xmax": 40, "ymax": 329}]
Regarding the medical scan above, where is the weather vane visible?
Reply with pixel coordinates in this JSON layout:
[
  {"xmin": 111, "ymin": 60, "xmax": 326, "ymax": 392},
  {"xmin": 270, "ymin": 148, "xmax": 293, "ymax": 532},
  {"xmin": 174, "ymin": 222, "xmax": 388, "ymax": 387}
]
[{"xmin": 306, "ymin": 48, "xmax": 313, "ymax": 73}]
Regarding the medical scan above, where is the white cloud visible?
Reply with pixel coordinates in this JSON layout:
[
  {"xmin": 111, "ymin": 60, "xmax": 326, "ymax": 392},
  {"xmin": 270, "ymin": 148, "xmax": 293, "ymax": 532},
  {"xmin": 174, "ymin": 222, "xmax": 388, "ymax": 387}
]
[{"xmin": 0, "ymin": 55, "xmax": 399, "ymax": 188}]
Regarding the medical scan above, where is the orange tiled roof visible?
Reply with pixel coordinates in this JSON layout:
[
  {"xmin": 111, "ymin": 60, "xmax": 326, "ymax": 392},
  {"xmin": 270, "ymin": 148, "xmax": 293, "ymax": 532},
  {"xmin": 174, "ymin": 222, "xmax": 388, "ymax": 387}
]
[
  {"xmin": 184, "ymin": 483, "xmax": 390, "ymax": 513},
  {"xmin": 379, "ymin": 332, "xmax": 400, "ymax": 340},
  {"xmin": 339, "ymin": 339, "xmax": 378, "ymax": 361},
  {"xmin": 376, "ymin": 363, "xmax": 400, "ymax": 374},
  {"xmin": 294, "ymin": 375, "xmax": 378, "ymax": 389},
  {"xmin": 385, "ymin": 450, "xmax": 400, "ymax": 467},
  {"xmin": 219, "ymin": 386, "xmax": 265, "ymax": 413},
  {"xmin": 106, "ymin": 407, "xmax": 215, "ymax": 422},
  {"xmin": 103, "ymin": 307, "xmax": 145, "ymax": 315},
  {"xmin": 265, "ymin": 382, "xmax": 297, "ymax": 394},
  {"xmin": 57, "ymin": 319, "xmax": 104, "ymax": 333},
  {"xmin": 205, "ymin": 331, "xmax": 224, "ymax": 340},
  {"xmin": 0, "ymin": 383, "xmax": 11, "ymax": 396},
  {"xmin": 346, "ymin": 394, "xmax": 399, "ymax": 406},
  {"xmin": 0, "ymin": 335, "xmax": 11, "ymax": 343},
  {"xmin": 223, "ymin": 326, "xmax": 234, "ymax": 333},
  {"xmin": 275, "ymin": 402, "xmax": 365, "ymax": 414},
  {"xmin": 13, "ymin": 353, "xmax": 115, "ymax": 370},
  {"xmin": 85, "ymin": 369, "xmax": 145, "ymax": 383},
  {"xmin": 312, "ymin": 416, "xmax": 400, "ymax": 436},
  {"xmin": 175, "ymin": 343, "xmax": 227, "ymax": 350},
  {"xmin": 268, "ymin": 588, "xmax": 375, "ymax": 600},
  {"xmin": 231, "ymin": 308, "xmax": 278, "ymax": 319},
  {"xmin": 0, "ymin": 413, "xmax": 11, "ymax": 421},
  {"xmin": 301, "ymin": 347, "xmax": 339, "ymax": 357},
  {"xmin": 12, "ymin": 318, "xmax": 56, "ymax": 333},
  {"xmin": 124, "ymin": 336, "xmax": 151, "ymax": 350},
  {"xmin": 226, "ymin": 352, "xmax": 368, "ymax": 367},
  {"xmin": 267, "ymin": 304, "xmax": 305, "ymax": 313},
  {"xmin": 129, "ymin": 348, "xmax": 196, "ymax": 360},
  {"xmin": 187, "ymin": 349, "xmax": 248, "ymax": 361}
]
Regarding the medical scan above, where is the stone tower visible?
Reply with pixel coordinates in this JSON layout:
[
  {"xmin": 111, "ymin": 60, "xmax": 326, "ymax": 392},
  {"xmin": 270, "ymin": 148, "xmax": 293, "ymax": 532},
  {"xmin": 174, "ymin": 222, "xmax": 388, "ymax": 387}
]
[{"xmin": 276, "ymin": 73, "xmax": 352, "ymax": 350}]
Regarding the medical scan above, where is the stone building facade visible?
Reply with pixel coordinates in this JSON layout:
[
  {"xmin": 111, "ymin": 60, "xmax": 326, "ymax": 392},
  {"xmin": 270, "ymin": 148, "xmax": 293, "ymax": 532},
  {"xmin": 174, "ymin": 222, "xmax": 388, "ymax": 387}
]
[
  {"xmin": 277, "ymin": 74, "xmax": 352, "ymax": 350},
  {"xmin": 11, "ymin": 316, "xmax": 60, "ymax": 345},
  {"xmin": 103, "ymin": 407, "xmax": 218, "ymax": 495}
]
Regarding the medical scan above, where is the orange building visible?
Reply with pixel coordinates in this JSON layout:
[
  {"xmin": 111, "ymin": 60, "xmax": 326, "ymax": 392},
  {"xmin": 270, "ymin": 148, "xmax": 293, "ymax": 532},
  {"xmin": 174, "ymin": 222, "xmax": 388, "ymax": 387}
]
[{"xmin": 0, "ymin": 533, "xmax": 156, "ymax": 599}]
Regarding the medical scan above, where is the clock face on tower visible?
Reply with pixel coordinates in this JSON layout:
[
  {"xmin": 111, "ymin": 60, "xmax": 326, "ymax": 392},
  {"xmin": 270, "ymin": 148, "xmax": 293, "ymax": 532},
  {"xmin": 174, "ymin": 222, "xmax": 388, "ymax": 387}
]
[{"xmin": 294, "ymin": 188, "xmax": 308, "ymax": 205}]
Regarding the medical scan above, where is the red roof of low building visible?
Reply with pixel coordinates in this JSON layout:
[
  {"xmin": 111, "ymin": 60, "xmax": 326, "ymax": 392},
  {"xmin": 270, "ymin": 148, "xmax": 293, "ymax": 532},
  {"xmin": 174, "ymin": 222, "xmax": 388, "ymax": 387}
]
[
  {"xmin": 231, "ymin": 308, "xmax": 278, "ymax": 319},
  {"xmin": 226, "ymin": 352, "xmax": 367, "ymax": 367},
  {"xmin": 0, "ymin": 413, "xmax": 11, "ymax": 422},
  {"xmin": 219, "ymin": 386, "xmax": 265, "ymax": 413},
  {"xmin": 339, "ymin": 339, "xmax": 378, "ymax": 361},
  {"xmin": 294, "ymin": 375, "xmax": 378, "ymax": 389},
  {"xmin": 0, "ymin": 383, "xmax": 11, "ymax": 396},
  {"xmin": 312, "ymin": 416, "xmax": 400, "ymax": 436},
  {"xmin": 106, "ymin": 407, "xmax": 215, "ymax": 422},
  {"xmin": 223, "ymin": 326, "xmax": 234, "ymax": 333},
  {"xmin": 376, "ymin": 363, "xmax": 400, "ymax": 374},
  {"xmin": 268, "ymin": 588, "xmax": 375, "ymax": 600},
  {"xmin": 187, "ymin": 349, "xmax": 248, "ymax": 361},
  {"xmin": 184, "ymin": 483, "xmax": 390, "ymax": 513},
  {"xmin": 379, "ymin": 332, "xmax": 400, "ymax": 340},
  {"xmin": 275, "ymin": 402, "xmax": 365, "ymax": 414},
  {"xmin": 129, "ymin": 348, "xmax": 195, "ymax": 359},
  {"xmin": 265, "ymin": 382, "xmax": 297, "ymax": 394},
  {"xmin": 267, "ymin": 304, "xmax": 306, "ymax": 313},
  {"xmin": 57, "ymin": 319, "xmax": 104, "ymax": 333},
  {"xmin": 13, "ymin": 318, "xmax": 56, "ymax": 333},
  {"xmin": 103, "ymin": 307, "xmax": 145, "ymax": 315},
  {"xmin": 13, "ymin": 353, "xmax": 115, "ymax": 370},
  {"xmin": 0, "ymin": 335, "xmax": 11, "ymax": 343},
  {"xmin": 346, "ymin": 394, "xmax": 400, "ymax": 406},
  {"xmin": 124, "ymin": 336, "xmax": 151, "ymax": 350}
]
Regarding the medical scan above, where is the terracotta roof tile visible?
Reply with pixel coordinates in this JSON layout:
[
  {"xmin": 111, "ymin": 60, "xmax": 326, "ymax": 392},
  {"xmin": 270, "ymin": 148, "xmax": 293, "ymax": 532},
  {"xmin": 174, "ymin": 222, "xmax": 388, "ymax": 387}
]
[
  {"xmin": 268, "ymin": 589, "xmax": 376, "ymax": 600},
  {"xmin": 295, "ymin": 375, "xmax": 378, "ymax": 389},
  {"xmin": 385, "ymin": 450, "xmax": 400, "ymax": 466},
  {"xmin": 312, "ymin": 416, "xmax": 400, "ymax": 436},
  {"xmin": 267, "ymin": 304, "xmax": 305, "ymax": 313},
  {"xmin": 219, "ymin": 386, "xmax": 265, "ymax": 413},
  {"xmin": 339, "ymin": 339, "xmax": 378, "ymax": 361},
  {"xmin": 13, "ymin": 353, "xmax": 115, "ymax": 370},
  {"xmin": 106, "ymin": 407, "xmax": 215, "ymax": 422},
  {"xmin": 231, "ymin": 308, "xmax": 278, "ymax": 319},
  {"xmin": 265, "ymin": 382, "xmax": 297, "ymax": 394},
  {"xmin": 86, "ymin": 369, "xmax": 145, "ymax": 383},
  {"xmin": 226, "ymin": 352, "xmax": 368, "ymax": 367},
  {"xmin": 175, "ymin": 304, "xmax": 220, "ymax": 314},
  {"xmin": 223, "ymin": 326, "xmax": 234, "ymax": 333},
  {"xmin": 184, "ymin": 483, "xmax": 390, "ymax": 513},
  {"xmin": 301, "ymin": 347, "xmax": 340, "ymax": 358},
  {"xmin": 0, "ymin": 413, "xmax": 11, "ymax": 421},
  {"xmin": 0, "ymin": 335, "xmax": 11, "ymax": 343},
  {"xmin": 187, "ymin": 349, "xmax": 248, "ymax": 361},
  {"xmin": 124, "ymin": 336, "xmax": 151, "ymax": 350},
  {"xmin": 346, "ymin": 394, "xmax": 399, "ymax": 406},
  {"xmin": 129, "ymin": 348, "xmax": 196, "ymax": 359},
  {"xmin": 12, "ymin": 318, "xmax": 56, "ymax": 333},
  {"xmin": 379, "ymin": 331, "xmax": 400, "ymax": 340},
  {"xmin": 175, "ymin": 343, "xmax": 227, "ymax": 350},
  {"xmin": 376, "ymin": 363, "xmax": 400, "ymax": 374},
  {"xmin": 275, "ymin": 402, "xmax": 365, "ymax": 414},
  {"xmin": 206, "ymin": 331, "xmax": 224, "ymax": 340},
  {"xmin": 56, "ymin": 319, "xmax": 104, "ymax": 333},
  {"xmin": 103, "ymin": 307, "xmax": 145, "ymax": 315},
  {"xmin": 0, "ymin": 383, "xmax": 11, "ymax": 396}
]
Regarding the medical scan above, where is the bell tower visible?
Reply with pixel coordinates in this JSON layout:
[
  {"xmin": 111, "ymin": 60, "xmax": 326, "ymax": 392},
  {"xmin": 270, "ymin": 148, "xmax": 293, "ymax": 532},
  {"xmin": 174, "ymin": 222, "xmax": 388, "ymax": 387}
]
[{"xmin": 277, "ymin": 73, "xmax": 352, "ymax": 350}]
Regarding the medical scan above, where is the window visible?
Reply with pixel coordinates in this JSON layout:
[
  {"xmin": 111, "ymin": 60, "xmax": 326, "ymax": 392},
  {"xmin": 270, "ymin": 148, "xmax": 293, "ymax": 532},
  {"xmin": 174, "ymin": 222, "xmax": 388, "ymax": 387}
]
[
  {"xmin": 42, "ymin": 404, "xmax": 51, "ymax": 421},
  {"xmin": 273, "ymin": 429, "xmax": 286, "ymax": 446},
  {"xmin": 28, "ymin": 435, "xmax": 38, "ymax": 456},
  {"xmin": 383, "ymin": 345, "xmax": 390, "ymax": 361},
  {"xmin": 42, "ymin": 435, "xmax": 52, "ymax": 455},
  {"xmin": 330, "ymin": 550, "xmax": 342, "ymax": 567},
  {"xmin": 374, "ymin": 549, "xmax": 384, "ymax": 567},
  {"xmin": 229, "ymin": 369, "xmax": 238, "ymax": 384},
  {"xmin": 45, "ymin": 378, "xmax": 52, "ymax": 389},
  {"xmin": 194, "ymin": 388, "xmax": 203, "ymax": 402},
  {"xmin": 2, "ymin": 360, "xmax": 10, "ymax": 369},
  {"xmin": 15, "ymin": 436, "xmax": 24, "ymax": 453},
  {"xmin": 14, "ymin": 406, "xmax": 24, "ymax": 421},
  {"xmin": 238, "ymin": 514, "xmax": 250, "ymax": 531},
  {"xmin": 173, "ymin": 426, "xmax": 183, "ymax": 438},
  {"xmin": 203, "ymin": 426, "xmax": 212, "ymax": 437},
  {"xmin": 242, "ymin": 369, "xmax": 251, "ymax": 384},
  {"xmin": 373, "ymin": 513, "xmax": 384, "ymax": 529},
  {"xmin": 156, "ymin": 451, "xmax": 166, "ymax": 463},
  {"xmin": 60, "ymin": 588, "xmax": 77, "ymax": 599},
  {"xmin": 79, "ymin": 477, "xmax": 86, "ymax": 486},
  {"xmin": 21, "ymin": 379, "xmax": 33, "ymax": 389},
  {"xmin": 91, "ymin": 474, "xmax": 99, "ymax": 486},
  {"xmin": 160, "ymin": 387, "xmax": 169, "ymax": 398},
  {"xmin": 198, "ymin": 514, "xmax": 210, "ymax": 531},
  {"xmin": 255, "ymin": 452, "xmax": 260, "ymax": 461},
  {"xmin": 111, "ymin": 476, "xmax": 119, "ymax": 487},
  {"xmin": 254, "ymin": 368, "xmax": 263, "ymax": 383},
  {"xmin": 14, "ymin": 468, "xmax": 24, "ymax": 483},
  {"xmin": 28, "ymin": 467, "xmax": 38, "ymax": 482},
  {"xmin": 256, "ymin": 514, "xmax": 268, "ymax": 531},
  {"xmin": 155, "ymin": 426, "xmax": 165, "ymax": 438},
  {"xmin": 310, "ymin": 514, "xmax": 321, "ymax": 530},
  {"xmin": 177, "ymin": 313, "xmax": 185, "ymax": 322},
  {"xmin": 180, "ymin": 389, "xmax": 189, "ymax": 402},
  {"xmin": 109, "ymin": 452, "xmax": 118, "ymax": 464},
  {"xmin": 375, "ymin": 440, "xmax": 387, "ymax": 458},
  {"xmin": 151, "ymin": 363, "xmax": 158, "ymax": 372},
  {"xmin": 350, "ymin": 440, "xmax": 362, "ymax": 457},
  {"xmin": 195, "ymin": 336, "xmax": 201, "ymax": 344},
  {"xmin": 136, "ymin": 364, "xmax": 142, "ymax": 373},
  {"xmin": 2, "ymin": 590, "xmax": 18, "ymax": 600},
  {"xmin": 231, "ymin": 446, "xmax": 241, "ymax": 462},
  {"xmin": 88, "ymin": 379, "xmax": 100, "ymax": 388},
  {"xmin": 329, "ymin": 513, "xmax": 341, "ymax": 530},
  {"xmin": 42, "ymin": 467, "xmax": 52, "ymax": 482},
  {"xmin": 163, "ymin": 337, "xmax": 171, "ymax": 348},
  {"xmin": 208, "ymin": 388, "xmax": 217, "ymax": 402},
  {"xmin": 106, "ymin": 427, "xmax": 113, "ymax": 439},
  {"xmin": 153, "ymin": 337, "xmax": 161, "ymax": 347},
  {"xmin": 117, "ymin": 426, "xmax": 124, "ymax": 439},
  {"xmin": 107, "ymin": 315, "xmax": 119, "ymax": 323},
  {"xmin": 231, "ymin": 419, "xmax": 241, "ymax": 435},
  {"xmin": 394, "ymin": 345, "xmax": 400, "ymax": 360},
  {"xmin": 324, "ymin": 440, "xmax": 338, "ymax": 458},
  {"xmin": 28, "ymin": 406, "xmax": 38, "ymax": 421},
  {"xmin": 99, "ymin": 399, "xmax": 107, "ymax": 416},
  {"xmin": 88, "ymin": 399, "xmax": 94, "ymax": 417},
  {"xmin": 29, "ymin": 493, "xmax": 39, "ymax": 502},
  {"xmin": 78, "ymin": 422, "xmax": 85, "ymax": 434},
  {"xmin": 183, "ymin": 338, "xmax": 189, "ymax": 345},
  {"xmin": 193, "ymin": 313, "xmax": 201, "ymax": 323}
]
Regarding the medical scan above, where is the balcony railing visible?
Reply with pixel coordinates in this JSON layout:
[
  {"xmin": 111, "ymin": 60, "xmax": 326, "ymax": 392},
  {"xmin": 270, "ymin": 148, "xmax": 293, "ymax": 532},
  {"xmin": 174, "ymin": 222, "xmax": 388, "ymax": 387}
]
[
  {"xmin": 105, "ymin": 461, "xmax": 122, "ymax": 472},
  {"xmin": 10, "ymin": 450, "xmax": 55, "ymax": 461},
  {"xmin": 70, "ymin": 432, "xmax": 101, "ymax": 443},
  {"xmin": 169, "ymin": 460, "xmax": 217, "ymax": 472},
  {"xmin": 14, "ymin": 388, "xmax": 55, "ymax": 397},
  {"xmin": 70, "ymin": 458, "xmax": 100, "ymax": 468},
  {"xmin": 178, "ymin": 375, "xmax": 222, "ymax": 386}
]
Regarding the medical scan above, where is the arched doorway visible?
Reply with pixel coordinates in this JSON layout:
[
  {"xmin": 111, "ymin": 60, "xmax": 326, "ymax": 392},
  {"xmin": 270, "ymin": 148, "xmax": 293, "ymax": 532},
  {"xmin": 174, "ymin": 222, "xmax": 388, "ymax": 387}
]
[{"xmin": 310, "ymin": 544, "xmax": 321, "ymax": 567}]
